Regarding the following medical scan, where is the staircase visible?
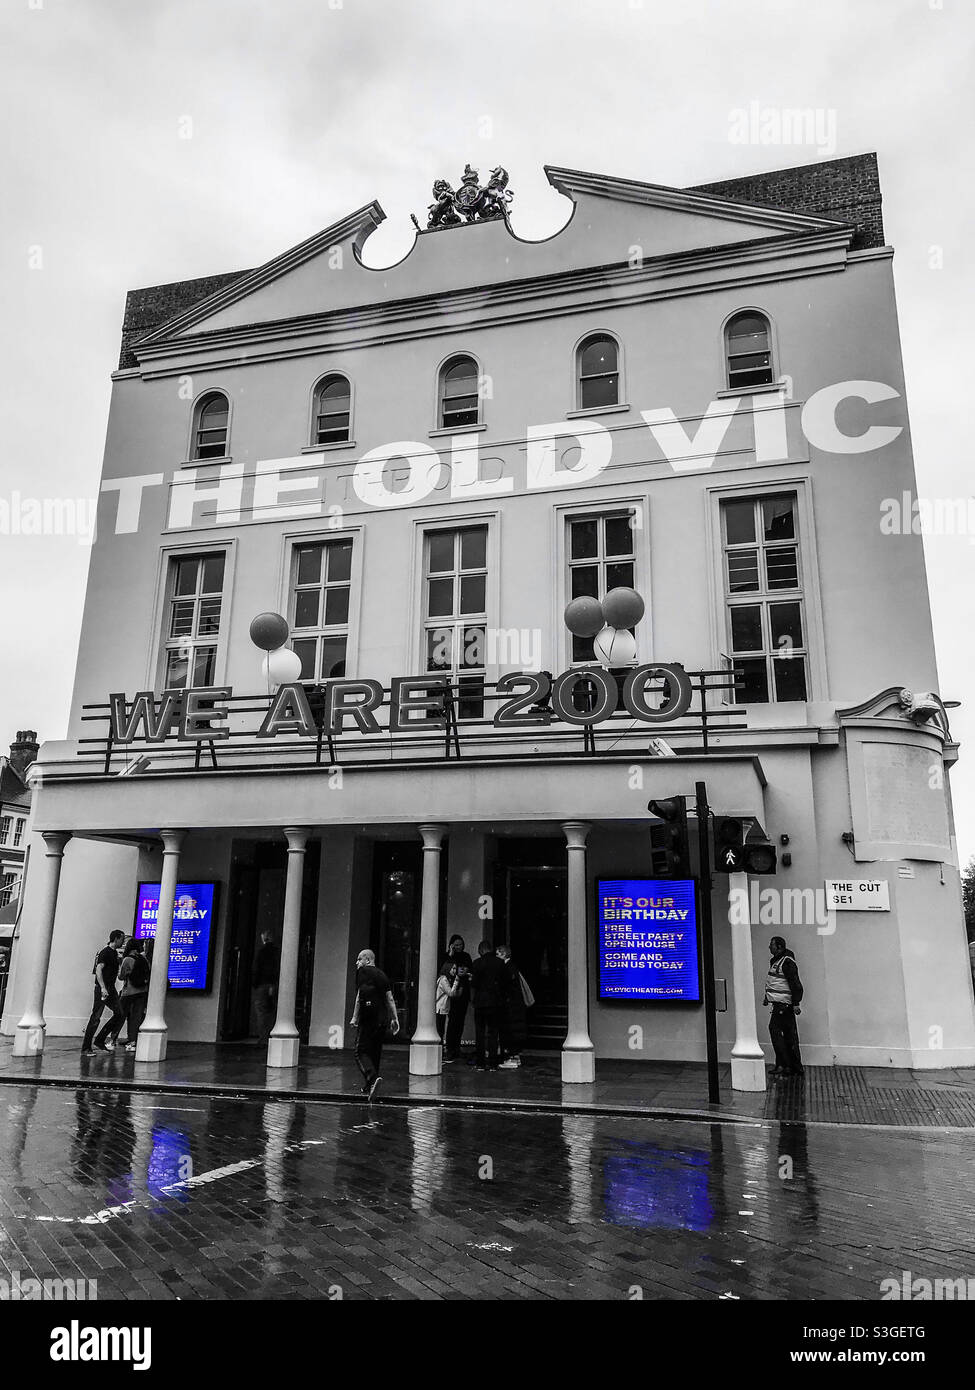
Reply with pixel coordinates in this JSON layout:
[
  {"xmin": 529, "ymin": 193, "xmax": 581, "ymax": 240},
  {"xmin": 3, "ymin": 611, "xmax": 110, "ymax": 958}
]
[{"xmin": 527, "ymin": 1003, "xmax": 568, "ymax": 1050}]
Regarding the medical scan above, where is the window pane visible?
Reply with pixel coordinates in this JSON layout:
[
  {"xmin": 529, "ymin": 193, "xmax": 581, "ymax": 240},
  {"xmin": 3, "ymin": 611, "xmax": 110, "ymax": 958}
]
[
  {"xmin": 580, "ymin": 337, "xmax": 617, "ymax": 377},
  {"xmin": 444, "ymin": 358, "xmax": 478, "ymax": 395},
  {"xmin": 428, "ymin": 532, "xmax": 455, "ymax": 574},
  {"xmin": 572, "ymin": 633, "xmax": 594, "ymax": 663},
  {"xmin": 727, "ymin": 550, "xmax": 760, "ymax": 592},
  {"xmin": 763, "ymin": 497, "xmax": 795, "ymax": 541},
  {"xmin": 296, "ymin": 545, "xmax": 323, "ymax": 587},
  {"xmin": 201, "ymin": 555, "xmax": 225, "ymax": 593},
  {"xmin": 727, "ymin": 315, "xmax": 769, "ymax": 352},
  {"xmin": 193, "ymin": 647, "xmax": 216, "ymax": 687},
  {"xmin": 324, "ymin": 586, "xmax": 350, "ymax": 626},
  {"xmin": 580, "ymin": 374, "xmax": 619, "ymax": 409},
  {"xmin": 198, "ymin": 597, "xmax": 222, "ymax": 635},
  {"xmin": 457, "ymin": 675, "xmax": 484, "ymax": 721},
  {"xmin": 604, "ymin": 516, "xmax": 633, "ymax": 557},
  {"xmin": 442, "ymin": 404, "xmax": 479, "ymax": 427},
  {"xmin": 294, "ymin": 590, "xmax": 320, "ymax": 629},
  {"xmin": 165, "ymin": 650, "xmax": 189, "ymax": 690},
  {"xmin": 732, "ymin": 657, "xmax": 769, "ymax": 704},
  {"xmin": 292, "ymin": 638, "xmax": 316, "ymax": 681},
  {"xmin": 769, "ymin": 602, "xmax": 803, "ymax": 653},
  {"xmin": 729, "ymin": 364, "xmax": 774, "ymax": 388},
  {"xmin": 174, "ymin": 559, "xmax": 198, "ymax": 597},
  {"xmin": 459, "ymin": 574, "xmax": 485, "ymax": 615},
  {"xmin": 427, "ymin": 577, "xmax": 454, "ymax": 618},
  {"xmin": 326, "ymin": 540, "xmax": 352, "ymax": 583},
  {"xmin": 321, "ymin": 377, "xmax": 350, "ymax": 406},
  {"xmin": 773, "ymin": 657, "xmax": 807, "ymax": 702},
  {"xmin": 460, "ymin": 527, "xmax": 487, "ymax": 571},
  {"xmin": 571, "ymin": 565, "xmax": 599, "ymax": 599},
  {"xmin": 570, "ymin": 519, "xmax": 598, "ymax": 560},
  {"xmin": 320, "ymin": 637, "xmax": 347, "ymax": 680},
  {"xmin": 426, "ymin": 627, "xmax": 453, "ymax": 670},
  {"xmin": 199, "ymin": 395, "xmax": 228, "ymax": 426},
  {"xmin": 723, "ymin": 501, "xmax": 755, "ymax": 546},
  {"xmin": 170, "ymin": 600, "xmax": 194, "ymax": 638},
  {"xmin": 606, "ymin": 561, "xmax": 634, "ymax": 591},
  {"xmin": 765, "ymin": 546, "xmax": 799, "ymax": 590},
  {"xmin": 318, "ymin": 418, "xmax": 350, "ymax": 443},
  {"xmin": 730, "ymin": 605, "xmax": 763, "ymax": 652},
  {"xmin": 461, "ymin": 626, "xmax": 485, "ymax": 668}
]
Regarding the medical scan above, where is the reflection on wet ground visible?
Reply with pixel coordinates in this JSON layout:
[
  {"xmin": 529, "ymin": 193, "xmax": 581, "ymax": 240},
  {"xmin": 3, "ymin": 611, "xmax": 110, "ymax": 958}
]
[{"xmin": 1, "ymin": 1085, "xmax": 971, "ymax": 1300}]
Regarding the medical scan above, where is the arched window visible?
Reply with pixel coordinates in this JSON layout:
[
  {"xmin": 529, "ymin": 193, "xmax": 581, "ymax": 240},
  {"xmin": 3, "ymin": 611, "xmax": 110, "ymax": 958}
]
[
  {"xmin": 577, "ymin": 334, "xmax": 619, "ymax": 409},
  {"xmin": 313, "ymin": 374, "xmax": 352, "ymax": 445},
  {"xmin": 192, "ymin": 391, "xmax": 230, "ymax": 460},
  {"xmin": 439, "ymin": 355, "xmax": 480, "ymax": 429},
  {"xmin": 725, "ymin": 312, "xmax": 774, "ymax": 389}
]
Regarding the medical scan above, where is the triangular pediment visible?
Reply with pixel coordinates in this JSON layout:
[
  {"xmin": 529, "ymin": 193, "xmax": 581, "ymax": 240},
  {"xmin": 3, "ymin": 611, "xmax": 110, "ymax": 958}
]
[{"xmin": 130, "ymin": 164, "xmax": 854, "ymax": 355}]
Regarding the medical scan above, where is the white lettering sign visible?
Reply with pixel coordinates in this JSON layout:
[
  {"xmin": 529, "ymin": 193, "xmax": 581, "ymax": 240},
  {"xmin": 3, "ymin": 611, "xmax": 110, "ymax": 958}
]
[{"xmin": 823, "ymin": 879, "xmax": 891, "ymax": 912}]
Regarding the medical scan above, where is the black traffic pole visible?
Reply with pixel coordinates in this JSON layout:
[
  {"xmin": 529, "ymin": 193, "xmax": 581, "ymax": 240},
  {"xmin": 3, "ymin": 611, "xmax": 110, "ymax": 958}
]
[{"xmin": 695, "ymin": 780, "xmax": 720, "ymax": 1105}]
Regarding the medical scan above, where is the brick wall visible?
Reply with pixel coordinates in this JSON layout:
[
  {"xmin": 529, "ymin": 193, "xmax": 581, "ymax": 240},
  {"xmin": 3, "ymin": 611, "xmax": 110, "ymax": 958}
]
[
  {"xmin": 118, "ymin": 270, "xmax": 250, "ymax": 369},
  {"xmin": 688, "ymin": 152, "xmax": 884, "ymax": 252}
]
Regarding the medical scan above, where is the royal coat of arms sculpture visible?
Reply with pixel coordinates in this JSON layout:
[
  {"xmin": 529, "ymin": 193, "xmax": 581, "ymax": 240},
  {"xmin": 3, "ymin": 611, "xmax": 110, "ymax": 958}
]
[{"xmin": 414, "ymin": 165, "xmax": 514, "ymax": 230}]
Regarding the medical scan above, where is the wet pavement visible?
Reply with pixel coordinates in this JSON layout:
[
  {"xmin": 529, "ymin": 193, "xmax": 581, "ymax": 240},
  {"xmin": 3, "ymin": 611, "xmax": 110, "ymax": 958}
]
[
  {"xmin": 3, "ymin": 1038, "xmax": 975, "ymax": 1127},
  {"xmin": 1, "ymin": 1083, "xmax": 974, "ymax": 1300}
]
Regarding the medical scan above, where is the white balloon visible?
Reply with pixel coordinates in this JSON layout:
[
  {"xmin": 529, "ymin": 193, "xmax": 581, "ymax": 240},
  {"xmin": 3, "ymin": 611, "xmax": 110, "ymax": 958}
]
[
  {"xmin": 262, "ymin": 646, "xmax": 303, "ymax": 685},
  {"xmin": 592, "ymin": 625, "xmax": 637, "ymax": 667}
]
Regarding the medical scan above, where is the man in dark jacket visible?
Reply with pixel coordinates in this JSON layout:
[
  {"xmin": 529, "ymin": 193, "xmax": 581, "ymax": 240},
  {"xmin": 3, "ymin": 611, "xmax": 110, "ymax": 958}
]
[
  {"xmin": 763, "ymin": 936, "xmax": 804, "ymax": 1079},
  {"xmin": 470, "ymin": 940, "xmax": 506, "ymax": 1071},
  {"xmin": 81, "ymin": 930, "xmax": 126, "ymax": 1055}
]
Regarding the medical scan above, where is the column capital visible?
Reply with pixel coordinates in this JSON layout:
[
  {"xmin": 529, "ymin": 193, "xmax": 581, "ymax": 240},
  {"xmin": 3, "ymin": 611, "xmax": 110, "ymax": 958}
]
[
  {"xmin": 562, "ymin": 821, "xmax": 592, "ymax": 849},
  {"xmin": 283, "ymin": 826, "xmax": 311, "ymax": 851},
  {"xmin": 159, "ymin": 829, "xmax": 186, "ymax": 853},
  {"xmin": 418, "ymin": 824, "xmax": 447, "ymax": 849},
  {"xmin": 40, "ymin": 831, "xmax": 71, "ymax": 855}
]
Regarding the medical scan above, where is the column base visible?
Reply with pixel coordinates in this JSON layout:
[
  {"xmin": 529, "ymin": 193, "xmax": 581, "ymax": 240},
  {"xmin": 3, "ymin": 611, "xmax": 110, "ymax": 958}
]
[
  {"xmin": 409, "ymin": 1041, "xmax": 443, "ymax": 1076},
  {"xmin": 731, "ymin": 1055, "xmax": 767, "ymax": 1092},
  {"xmin": 13, "ymin": 1022, "xmax": 45, "ymax": 1057},
  {"xmin": 135, "ymin": 1029, "xmax": 167, "ymax": 1063},
  {"xmin": 561, "ymin": 1048, "xmax": 596, "ymax": 1084},
  {"xmin": 267, "ymin": 1034, "xmax": 300, "ymax": 1069}
]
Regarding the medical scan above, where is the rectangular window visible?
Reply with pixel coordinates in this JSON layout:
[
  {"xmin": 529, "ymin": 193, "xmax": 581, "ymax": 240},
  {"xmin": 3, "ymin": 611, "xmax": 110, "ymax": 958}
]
[
  {"xmin": 721, "ymin": 494, "xmax": 807, "ymax": 703},
  {"xmin": 162, "ymin": 552, "xmax": 226, "ymax": 689},
  {"xmin": 0, "ymin": 817, "xmax": 10, "ymax": 845},
  {"xmin": 566, "ymin": 512, "xmax": 637, "ymax": 663},
  {"xmin": 289, "ymin": 538, "xmax": 353, "ymax": 682},
  {"xmin": 0, "ymin": 873, "xmax": 17, "ymax": 909},
  {"xmin": 423, "ymin": 525, "xmax": 487, "ymax": 719},
  {"xmin": 12, "ymin": 819, "xmax": 24, "ymax": 847}
]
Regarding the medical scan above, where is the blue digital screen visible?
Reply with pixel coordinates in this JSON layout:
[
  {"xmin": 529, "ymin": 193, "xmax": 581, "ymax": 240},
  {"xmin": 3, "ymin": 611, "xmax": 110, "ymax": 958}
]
[
  {"xmin": 134, "ymin": 881, "xmax": 216, "ymax": 990},
  {"xmin": 597, "ymin": 878, "xmax": 700, "ymax": 1001}
]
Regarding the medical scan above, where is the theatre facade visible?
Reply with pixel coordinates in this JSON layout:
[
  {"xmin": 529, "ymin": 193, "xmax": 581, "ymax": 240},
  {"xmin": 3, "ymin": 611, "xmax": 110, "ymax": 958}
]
[{"xmin": 5, "ymin": 154, "xmax": 975, "ymax": 1083}]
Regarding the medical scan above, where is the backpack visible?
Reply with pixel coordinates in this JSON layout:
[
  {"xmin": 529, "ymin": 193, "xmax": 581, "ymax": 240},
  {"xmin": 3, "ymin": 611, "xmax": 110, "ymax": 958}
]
[{"xmin": 129, "ymin": 953, "xmax": 150, "ymax": 989}]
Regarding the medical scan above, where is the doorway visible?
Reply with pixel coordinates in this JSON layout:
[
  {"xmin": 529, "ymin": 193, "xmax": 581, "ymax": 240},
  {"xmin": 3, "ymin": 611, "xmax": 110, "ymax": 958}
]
[
  {"xmin": 494, "ymin": 838, "xmax": 568, "ymax": 1049},
  {"xmin": 369, "ymin": 840, "xmax": 448, "ymax": 1040},
  {"xmin": 221, "ymin": 839, "xmax": 321, "ymax": 1041}
]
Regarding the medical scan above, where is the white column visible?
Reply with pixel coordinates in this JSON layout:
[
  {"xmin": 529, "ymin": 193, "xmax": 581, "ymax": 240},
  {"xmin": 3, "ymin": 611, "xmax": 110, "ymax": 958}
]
[
  {"xmin": 562, "ymin": 820, "xmax": 595, "ymax": 1084},
  {"xmin": 135, "ymin": 829, "xmax": 185, "ymax": 1064},
  {"xmin": 410, "ymin": 823, "xmax": 446, "ymax": 1076},
  {"xmin": 729, "ymin": 870, "xmax": 767, "ymax": 1091},
  {"xmin": 13, "ymin": 831, "xmax": 71, "ymax": 1057},
  {"xmin": 267, "ymin": 827, "xmax": 309, "ymax": 1068}
]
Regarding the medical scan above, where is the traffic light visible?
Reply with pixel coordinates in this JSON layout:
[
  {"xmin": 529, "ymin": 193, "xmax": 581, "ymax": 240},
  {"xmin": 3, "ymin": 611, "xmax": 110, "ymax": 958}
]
[
  {"xmin": 712, "ymin": 817, "xmax": 777, "ymax": 874},
  {"xmin": 648, "ymin": 796, "xmax": 692, "ymax": 877}
]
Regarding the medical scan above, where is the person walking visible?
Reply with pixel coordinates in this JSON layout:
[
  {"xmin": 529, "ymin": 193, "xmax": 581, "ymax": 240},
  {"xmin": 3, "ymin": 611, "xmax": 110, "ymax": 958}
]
[
  {"xmin": 251, "ymin": 929, "xmax": 280, "ymax": 1042},
  {"xmin": 470, "ymin": 940, "xmax": 506, "ymax": 1072},
  {"xmin": 496, "ymin": 944, "xmax": 529, "ymax": 1069},
  {"xmin": 350, "ymin": 948, "xmax": 399, "ymax": 1100},
  {"xmin": 435, "ymin": 962, "xmax": 461, "ymax": 1044},
  {"xmin": 442, "ymin": 934, "xmax": 473, "ymax": 1063},
  {"xmin": 763, "ymin": 935, "xmax": 804, "ymax": 1078},
  {"xmin": 117, "ymin": 938, "xmax": 151, "ymax": 1051},
  {"xmin": 81, "ymin": 930, "xmax": 126, "ymax": 1055}
]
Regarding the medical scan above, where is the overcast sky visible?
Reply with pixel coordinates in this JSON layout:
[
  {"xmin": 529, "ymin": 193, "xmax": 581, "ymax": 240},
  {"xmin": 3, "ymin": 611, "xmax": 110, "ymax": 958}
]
[{"xmin": 1, "ymin": 0, "xmax": 973, "ymax": 859}]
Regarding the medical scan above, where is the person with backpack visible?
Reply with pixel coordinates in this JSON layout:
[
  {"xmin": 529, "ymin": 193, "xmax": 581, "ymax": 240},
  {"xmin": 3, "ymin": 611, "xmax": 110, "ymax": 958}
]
[
  {"xmin": 117, "ymin": 938, "xmax": 151, "ymax": 1051},
  {"xmin": 350, "ymin": 948, "xmax": 399, "ymax": 1100},
  {"xmin": 81, "ymin": 930, "xmax": 126, "ymax": 1055}
]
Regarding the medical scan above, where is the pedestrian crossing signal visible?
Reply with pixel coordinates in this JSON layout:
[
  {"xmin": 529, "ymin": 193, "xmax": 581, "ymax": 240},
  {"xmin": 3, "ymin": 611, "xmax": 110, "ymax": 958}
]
[
  {"xmin": 648, "ymin": 796, "xmax": 691, "ymax": 877},
  {"xmin": 713, "ymin": 816, "xmax": 777, "ymax": 874}
]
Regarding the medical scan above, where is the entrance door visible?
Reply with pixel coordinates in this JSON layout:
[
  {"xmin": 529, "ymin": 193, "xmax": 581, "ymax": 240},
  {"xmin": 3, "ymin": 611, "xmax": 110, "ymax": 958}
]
[
  {"xmin": 496, "ymin": 839, "xmax": 568, "ymax": 1049},
  {"xmin": 221, "ymin": 839, "xmax": 321, "ymax": 1041},
  {"xmin": 369, "ymin": 840, "xmax": 448, "ymax": 1040}
]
